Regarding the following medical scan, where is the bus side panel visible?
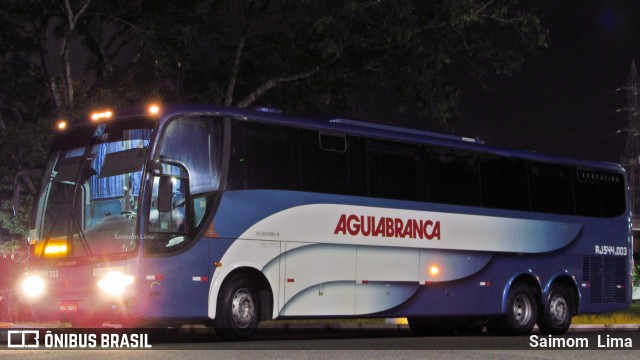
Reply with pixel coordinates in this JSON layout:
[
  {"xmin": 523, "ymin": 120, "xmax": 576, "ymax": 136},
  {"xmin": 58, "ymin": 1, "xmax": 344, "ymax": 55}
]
[
  {"xmin": 354, "ymin": 246, "xmax": 419, "ymax": 314},
  {"xmin": 372, "ymin": 256, "xmax": 528, "ymax": 318},
  {"xmin": 281, "ymin": 243, "xmax": 356, "ymax": 316},
  {"xmin": 372, "ymin": 278, "xmax": 503, "ymax": 318}
]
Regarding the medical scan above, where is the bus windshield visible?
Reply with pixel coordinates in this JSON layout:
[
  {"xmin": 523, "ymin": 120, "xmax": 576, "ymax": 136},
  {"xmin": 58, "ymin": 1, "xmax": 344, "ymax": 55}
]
[{"xmin": 35, "ymin": 126, "xmax": 153, "ymax": 258}]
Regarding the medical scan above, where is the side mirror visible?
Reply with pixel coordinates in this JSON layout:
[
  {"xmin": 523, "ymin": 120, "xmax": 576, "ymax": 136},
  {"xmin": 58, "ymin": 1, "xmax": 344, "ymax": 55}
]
[{"xmin": 157, "ymin": 176, "xmax": 174, "ymax": 213}]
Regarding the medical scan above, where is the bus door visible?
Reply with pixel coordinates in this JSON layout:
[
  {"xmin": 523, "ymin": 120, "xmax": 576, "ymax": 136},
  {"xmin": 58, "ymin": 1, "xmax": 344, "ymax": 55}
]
[
  {"xmin": 141, "ymin": 169, "xmax": 211, "ymax": 321},
  {"xmin": 139, "ymin": 116, "xmax": 224, "ymax": 322}
]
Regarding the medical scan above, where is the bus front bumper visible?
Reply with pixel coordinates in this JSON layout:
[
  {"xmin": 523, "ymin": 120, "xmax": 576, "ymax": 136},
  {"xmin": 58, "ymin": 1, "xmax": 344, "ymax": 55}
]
[{"xmin": 27, "ymin": 295, "xmax": 139, "ymax": 327}]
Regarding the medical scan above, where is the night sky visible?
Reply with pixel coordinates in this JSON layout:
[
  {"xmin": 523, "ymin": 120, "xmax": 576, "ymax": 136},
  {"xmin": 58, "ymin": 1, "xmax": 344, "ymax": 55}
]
[{"xmin": 457, "ymin": 0, "xmax": 640, "ymax": 163}]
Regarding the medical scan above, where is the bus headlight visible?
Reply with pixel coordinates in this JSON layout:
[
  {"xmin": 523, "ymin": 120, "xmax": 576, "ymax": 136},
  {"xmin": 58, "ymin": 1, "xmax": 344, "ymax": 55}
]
[
  {"xmin": 97, "ymin": 272, "xmax": 134, "ymax": 296},
  {"xmin": 22, "ymin": 275, "xmax": 46, "ymax": 298}
]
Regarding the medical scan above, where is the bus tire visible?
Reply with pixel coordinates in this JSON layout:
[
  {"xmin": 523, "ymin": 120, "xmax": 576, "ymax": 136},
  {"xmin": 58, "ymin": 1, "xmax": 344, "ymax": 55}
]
[
  {"xmin": 489, "ymin": 283, "xmax": 537, "ymax": 335},
  {"xmin": 213, "ymin": 275, "xmax": 259, "ymax": 341},
  {"xmin": 537, "ymin": 284, "xmax": 572, "ymax": 335},
  {"xmin": 504, "ymin": 283, "xmax": 537, "ymax": 335}
]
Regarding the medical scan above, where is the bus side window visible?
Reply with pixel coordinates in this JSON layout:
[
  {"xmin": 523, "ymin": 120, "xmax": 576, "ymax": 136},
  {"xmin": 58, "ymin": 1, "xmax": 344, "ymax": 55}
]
[
  {"xmin": 426, "ymin": 147, "xmax": 481, "ymax": 206},
  {"xmin": 574, "ymin": 168, "xmax": 601, "ymax": 217},
  {"xmin": 480, "ymin": 155, "xmax": 529, "ymax": 211},
  {"xmin": 529, "ymin": 162, "xmax": 574, "ymax": 215},
  {"xmin": 227, "ymin": 121, "xmax": 247, "ymax": 190},
  {"xmin": 193, "ymin": 196, "xmax": 208, "ymax": 228},
  {"xmin": 244, "ymin": 123, "xmax": 299, "ymax": 191},
  {"xmin": 575, "ymin": 169, "xmax": 626, "ymax": 218},
  {"xmin": 299, "ymin": 130, "xmax": 350, "ymax": 195},
  {"xmin": 347, "ymin": 136, "xmax": 367, "ymax": 196},
  {"xmin": 367, "ymin": 140, "xmax": 426, "ymax": 201},
  {"xmin": 600, "ymin": 172, "xmax": 626, "ymax": 217}
]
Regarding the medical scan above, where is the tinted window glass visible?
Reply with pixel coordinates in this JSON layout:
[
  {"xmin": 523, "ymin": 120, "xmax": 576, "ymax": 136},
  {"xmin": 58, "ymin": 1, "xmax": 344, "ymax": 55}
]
[
  {"xmin": 228, "ymin": 121, "xmax": 247, "ymax": 190},
  {"xmin": 574, "ymin": 168, "xmax": 601, "ymax": 217},
  {"xmin": 598, "ymin": 171, "xmax": 626, "ymax": 217},
  {"xmin": 244, "ymin": 123, "xmax": 299, "ymax": 190},
  {"xmin": 347, "ymin": 136, "xmax": 367, "ymax": 196},
  {"xmin": 226, "ymin": 121, "xmax": 626, "ymax": 218},
  {"xmin": 481, "ymin": 156, "xmax": 529, "ymax": 211},
  {"xmin": 159, "ymin": 117, "xmax": 223, "ymax": 194},
  {"xmin": 299, "ymin": 130, "xmax": 350, "ymax": 194},
  {"xmin": 426, "ymin": 148, "xmax": 481, "ymax": 206},
  {"xmin": 367, "ymin": 140, "xmax": 426, "ymax": 201},
  {"xmin": 529, "ymin": 162, "xmax": 574, "ymax": 214}
]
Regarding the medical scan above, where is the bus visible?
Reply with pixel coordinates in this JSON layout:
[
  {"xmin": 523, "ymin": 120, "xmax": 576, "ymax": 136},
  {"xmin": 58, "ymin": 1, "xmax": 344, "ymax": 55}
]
[{"xmin": 15, "ymin": 104, "xmax": 632, "ymax": 340}]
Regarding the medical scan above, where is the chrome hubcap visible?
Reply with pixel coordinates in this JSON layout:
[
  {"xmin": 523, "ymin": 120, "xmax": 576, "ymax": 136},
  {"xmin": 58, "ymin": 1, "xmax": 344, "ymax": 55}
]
[
  {"xmin": 548, "ymin": 294, "xmax": 568, "ymax": 324},
  {"xmin": 512, "ymin": 293, "xmax": 533, "ymax": 326},
  {"xmin": 231, "ymin": 288, "xmax": 255, "ymax": 328}
]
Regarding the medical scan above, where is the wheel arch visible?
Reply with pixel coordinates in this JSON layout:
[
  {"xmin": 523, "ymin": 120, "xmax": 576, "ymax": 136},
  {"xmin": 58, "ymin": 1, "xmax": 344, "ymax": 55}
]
[
  {"xmin": 542, "ymin": 273, "xmax": 580, "ymax": 315},
  {"xmin": 208, "ymin": 263, "xmax": 275, "ymax": 321},
  {"xmin": 501, "ymin": 271, "xmax": 542, "ymax": 314}
]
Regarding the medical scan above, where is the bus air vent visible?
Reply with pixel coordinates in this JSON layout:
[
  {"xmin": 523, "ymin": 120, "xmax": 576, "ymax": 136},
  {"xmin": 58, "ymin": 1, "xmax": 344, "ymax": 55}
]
[{"xmin": 582, "ymin": 256, "xmax": 626, "ymax": 303}]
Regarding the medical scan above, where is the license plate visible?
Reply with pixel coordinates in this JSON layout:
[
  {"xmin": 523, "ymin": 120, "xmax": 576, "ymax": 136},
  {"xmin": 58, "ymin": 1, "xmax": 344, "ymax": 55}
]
[{"xmin": 59, "ymin": 301, "xmax": 78, "ymax": 312}]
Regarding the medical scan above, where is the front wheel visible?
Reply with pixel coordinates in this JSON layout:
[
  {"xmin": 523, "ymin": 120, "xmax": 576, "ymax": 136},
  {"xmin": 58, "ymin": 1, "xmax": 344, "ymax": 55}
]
[
  {"xmin": 537, "ymin": 284, "xmax": 573, "ymax": 335},
  {"xmin": 213, "ymin": 275, "xmax": 260, "ymax": 341}
]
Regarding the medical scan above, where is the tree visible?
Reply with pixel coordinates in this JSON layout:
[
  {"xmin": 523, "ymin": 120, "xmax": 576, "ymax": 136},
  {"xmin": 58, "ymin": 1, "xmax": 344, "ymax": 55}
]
[
  {"xmin": 263, "ymin": 0, "xmax": 547, "ymax": 124},
  {"xmin": 0, "ymin": 2, "xmax": 55, "ymax": 242},
  {"xmin": 111, "ymin": 0, "xmax": 546, "ymax": 124},
  {"xmin": 1, "ymin": 0, "xmax": 548, "ymax": 121},
  {"xmin": 68, "ymin": 0, "xmax": 547, "ymax": 123},
  {"xmin": 0, "ymin": 0, "xmax": 547, "ymax": 243}
]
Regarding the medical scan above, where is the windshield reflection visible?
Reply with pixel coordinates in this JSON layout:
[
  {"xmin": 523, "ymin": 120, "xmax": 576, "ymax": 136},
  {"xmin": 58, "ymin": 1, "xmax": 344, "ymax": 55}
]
[{"xmin": 36, "ymin": 128, "xmax": 151, "ymax": 258}]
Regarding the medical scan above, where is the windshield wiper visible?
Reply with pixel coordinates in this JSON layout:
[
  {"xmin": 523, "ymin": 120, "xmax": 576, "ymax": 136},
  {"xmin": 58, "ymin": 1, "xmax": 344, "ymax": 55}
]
[
  {"xmin": 40, "ymin": 208, "xmax": 66, "ymax": 257},
  {"xmin": 71, "ymin": 214, "xmax": 92, "ymax": 257}
]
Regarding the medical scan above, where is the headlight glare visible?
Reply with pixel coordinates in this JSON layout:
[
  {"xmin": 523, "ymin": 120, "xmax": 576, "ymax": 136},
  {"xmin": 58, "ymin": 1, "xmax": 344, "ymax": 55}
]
[
  {"xmin": 97, "ymin": 272, "xmax": 134, "ymax": 296},
  {"xmin": 22, "ymin": 275, "xmax": 46, "ymax": 298}
]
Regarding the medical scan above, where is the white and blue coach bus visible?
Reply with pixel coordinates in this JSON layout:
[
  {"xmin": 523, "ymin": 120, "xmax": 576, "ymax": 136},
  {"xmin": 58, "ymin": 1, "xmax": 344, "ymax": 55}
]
[{"xmin": 16, "ymin": 104, "xmax": 632, "ymax": 340}]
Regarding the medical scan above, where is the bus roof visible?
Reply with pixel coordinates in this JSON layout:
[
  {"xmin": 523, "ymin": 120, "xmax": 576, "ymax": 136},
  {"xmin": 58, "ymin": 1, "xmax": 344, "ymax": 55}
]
[{"xmin": 64, "ymin": 104, "xmax": 625, "ymax": 174}]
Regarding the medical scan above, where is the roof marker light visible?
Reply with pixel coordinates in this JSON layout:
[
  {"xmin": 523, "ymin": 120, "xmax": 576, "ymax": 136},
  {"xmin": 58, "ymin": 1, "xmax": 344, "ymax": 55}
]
[
  {"xmin": 90, "ymin": 110, "xmax": 113, "ymax": 122},
  {"xmin": 56, "ymin": 120, "xmax": 68, "ymax": 131},
  {"xmin": 148, "ymin": 104, "xmax": 160, "ymax": 115}
]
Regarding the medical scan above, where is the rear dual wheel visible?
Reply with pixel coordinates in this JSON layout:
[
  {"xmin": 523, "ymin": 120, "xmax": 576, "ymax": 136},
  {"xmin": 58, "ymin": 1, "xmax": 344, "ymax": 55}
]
[
  {"xmin": 488, "ymin": 283, "xmax": 537, "ymax": 335},
  {"xmin": 410, "ymin": 283, "xmax": 572, "ymax": 337},
  {"xmin": 537, "ymin": 284, "xmax": 573, "ymax": 335}
]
